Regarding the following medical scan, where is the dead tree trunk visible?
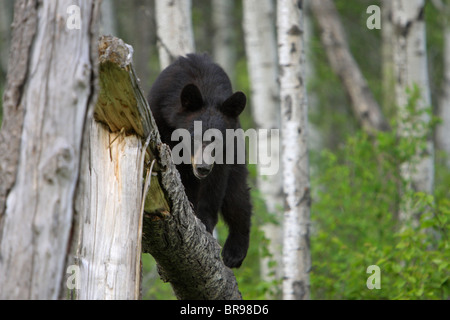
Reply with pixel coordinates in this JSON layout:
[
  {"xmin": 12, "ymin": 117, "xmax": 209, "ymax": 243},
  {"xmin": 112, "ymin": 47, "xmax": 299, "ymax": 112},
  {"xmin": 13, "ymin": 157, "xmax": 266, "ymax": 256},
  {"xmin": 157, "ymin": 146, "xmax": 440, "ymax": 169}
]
[
  {"xmin": 73, "ymin": 37, "xmax": 148, "ymax": 298},
  {"xmin": 0, "ymin": 0, "xmax": 99, "ymax": 299},
  {"xmin": 73, "ymin": 36, "xmax": 241, "ymax": 300}
]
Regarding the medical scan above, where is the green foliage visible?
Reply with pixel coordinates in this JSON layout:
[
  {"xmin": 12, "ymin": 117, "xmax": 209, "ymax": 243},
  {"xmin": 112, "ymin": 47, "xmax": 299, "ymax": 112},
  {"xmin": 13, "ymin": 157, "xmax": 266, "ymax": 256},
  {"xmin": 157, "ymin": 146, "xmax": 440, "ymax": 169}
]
[
  {"xmin": 141, "ymin": 254, "xmax": 176, "ymax": 300},
  {"xmin": 310, "ymin": 89, "xmax": 449, "ymax": 299}
]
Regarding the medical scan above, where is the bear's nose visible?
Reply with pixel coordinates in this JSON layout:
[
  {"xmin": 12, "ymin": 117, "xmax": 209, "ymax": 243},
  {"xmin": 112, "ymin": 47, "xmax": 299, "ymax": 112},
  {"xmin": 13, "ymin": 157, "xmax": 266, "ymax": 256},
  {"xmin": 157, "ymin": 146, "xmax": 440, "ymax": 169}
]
[{"xmin": 194, "ymin": 163, "xmax": 213, "ymax": 179}]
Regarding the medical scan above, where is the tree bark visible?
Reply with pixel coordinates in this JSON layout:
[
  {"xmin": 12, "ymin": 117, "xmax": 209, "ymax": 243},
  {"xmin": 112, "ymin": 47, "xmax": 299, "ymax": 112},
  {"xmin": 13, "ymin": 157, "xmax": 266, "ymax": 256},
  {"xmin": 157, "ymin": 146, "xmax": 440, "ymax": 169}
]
[
  {"xmin": 243, "ymin": 0, "xmax": 283, "ymax": 294},
  {"xmin": 277, "ymin": 0, "xmax": 311, "ymax": 300},
  {"xmin": 0, "ymin": 0, "xmax": 99, "ymax": 299},
  {"xmin": 392, "ymin": 0, "xmax": 434, "ymax": 222},
  {"xmin": 310, "ymin": 0, "xmax": 390, "ymax": 134},
  {"xmin": 155, "ymin": 0, "xmax": 195, "ymax": 69}
]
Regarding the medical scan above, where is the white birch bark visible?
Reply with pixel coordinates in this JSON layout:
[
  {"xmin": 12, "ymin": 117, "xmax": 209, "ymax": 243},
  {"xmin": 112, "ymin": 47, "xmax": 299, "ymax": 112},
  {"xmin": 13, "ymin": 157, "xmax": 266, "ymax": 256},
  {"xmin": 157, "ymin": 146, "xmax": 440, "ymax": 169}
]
[
  {"xmin": 277, "ymin": 0, "xmax": 311, "ymax": 300},
  {"xmin": 436, "ymin": 3, "xmax": 450, "ymax": 167},
  {"xmin": 392, "ymin": 0, "xmax": 434, "ymax": 222},
  {"xmin": 155, "ymin": 0, "xmax": 195, "ymax": 69},
  {"xmin": 0, "ymin": 0, "xmax": 98, "ymax": 299},
  {"xmin": 243, "ymin": 0, "xmax": 283, "ymax": 291}
]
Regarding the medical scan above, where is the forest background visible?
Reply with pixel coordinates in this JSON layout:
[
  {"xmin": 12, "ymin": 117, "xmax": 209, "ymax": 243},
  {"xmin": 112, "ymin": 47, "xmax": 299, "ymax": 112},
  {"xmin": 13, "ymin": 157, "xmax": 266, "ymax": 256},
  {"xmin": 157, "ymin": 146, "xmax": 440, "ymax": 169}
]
[{"xmin": 0, "ymin": 0, "xmax": 448, "ymax": 300}]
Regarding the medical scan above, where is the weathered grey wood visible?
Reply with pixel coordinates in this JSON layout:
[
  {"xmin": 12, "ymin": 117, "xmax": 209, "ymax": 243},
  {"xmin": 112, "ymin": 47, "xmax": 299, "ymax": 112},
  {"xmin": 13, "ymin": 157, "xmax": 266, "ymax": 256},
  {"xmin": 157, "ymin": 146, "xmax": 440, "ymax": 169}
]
[
  {"xmin": 0, "ymin": 0, "xmax": 99, "ymax": 299},
  {"xmin": 75, "ymin": 121, "xmax": 145, "ymax": 299},
  {"xmin": 0, "ymin": 0, "xmax": 37, "ymax": 222},
  {"xmin": 76, "ymin": 35, "xmax": 241, "ymax": 300}
]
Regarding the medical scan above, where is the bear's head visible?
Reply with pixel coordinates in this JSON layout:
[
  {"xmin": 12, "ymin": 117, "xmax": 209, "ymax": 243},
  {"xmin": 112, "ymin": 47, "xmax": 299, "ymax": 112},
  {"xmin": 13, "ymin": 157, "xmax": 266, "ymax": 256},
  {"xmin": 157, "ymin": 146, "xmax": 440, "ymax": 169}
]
[{"xmin": 175, "ymin": 83, "xmax": 247, "ymax": 180}]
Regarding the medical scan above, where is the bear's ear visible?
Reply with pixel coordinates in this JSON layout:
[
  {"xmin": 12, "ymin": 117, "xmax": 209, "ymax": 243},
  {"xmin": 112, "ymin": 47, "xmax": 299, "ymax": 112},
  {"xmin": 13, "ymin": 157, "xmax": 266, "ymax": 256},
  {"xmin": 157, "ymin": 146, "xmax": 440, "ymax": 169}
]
[
  {"xmin": 220, "ymin": 91, "xmax": 246, "ymax": 118},
  {"xmin": 180, "ymin": 84, "xmax": 203, "ymax": 111}
]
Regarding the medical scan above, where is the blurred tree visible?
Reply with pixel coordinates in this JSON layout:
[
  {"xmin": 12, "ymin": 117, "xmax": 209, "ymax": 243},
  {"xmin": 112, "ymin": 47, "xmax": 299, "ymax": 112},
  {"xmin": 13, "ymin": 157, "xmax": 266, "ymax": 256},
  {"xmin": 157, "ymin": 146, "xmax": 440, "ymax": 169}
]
[
  {"xmin": 99, "ymin": 0, "xmax": 117, "ymax": 36},
  {"xmin": 277, "ymin": 0, "xmax": 311, "ymax": 300},
  {"xmin": 310, "ymin": 0, "xmax": 389, "ymax": 135},
  {"xmin": 110, "ymin": 0, "xmax": 157, "ymax": 93},
  {"xmin": 392, "ymin": 0, "xmax": 434, "ymax": 223},
  {"xmin": 212, "ymin": 0, "xmax": 236, "ymax": 85},
  {"xmin": 243, "ymin": 0, "xmax": 283, "ymax": 296},
  {"xmin": 435, "ymin": 0, "xmax": 450, "ymax": 168},
  {"xmin": 155, "ymin": 0, "xmax": 195, "ymax": 69}
]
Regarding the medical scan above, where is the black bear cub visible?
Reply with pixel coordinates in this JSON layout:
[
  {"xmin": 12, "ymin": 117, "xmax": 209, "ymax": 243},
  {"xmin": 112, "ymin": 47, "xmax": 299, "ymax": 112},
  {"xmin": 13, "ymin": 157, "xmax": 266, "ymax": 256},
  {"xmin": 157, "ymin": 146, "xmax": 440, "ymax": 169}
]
[{"xmin": 148, "ymin": 53, "xmax": 252, "ymax": 268}]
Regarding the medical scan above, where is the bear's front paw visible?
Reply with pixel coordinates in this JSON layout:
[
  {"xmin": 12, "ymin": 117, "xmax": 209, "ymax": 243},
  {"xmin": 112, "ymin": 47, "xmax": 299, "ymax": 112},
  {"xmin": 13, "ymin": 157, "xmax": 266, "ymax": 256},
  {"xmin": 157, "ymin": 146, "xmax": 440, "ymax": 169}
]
[{"xmin": 222, "ymin": 236, "xmax": 248, "ymax": 269}]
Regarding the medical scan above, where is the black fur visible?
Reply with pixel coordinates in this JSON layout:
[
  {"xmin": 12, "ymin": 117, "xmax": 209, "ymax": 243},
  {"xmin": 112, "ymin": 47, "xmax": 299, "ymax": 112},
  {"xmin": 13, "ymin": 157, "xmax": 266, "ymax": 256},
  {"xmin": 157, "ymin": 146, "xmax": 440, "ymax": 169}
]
[{"xmin": 148, "ymin": 53, "xmax": 252, "ymax": 268}]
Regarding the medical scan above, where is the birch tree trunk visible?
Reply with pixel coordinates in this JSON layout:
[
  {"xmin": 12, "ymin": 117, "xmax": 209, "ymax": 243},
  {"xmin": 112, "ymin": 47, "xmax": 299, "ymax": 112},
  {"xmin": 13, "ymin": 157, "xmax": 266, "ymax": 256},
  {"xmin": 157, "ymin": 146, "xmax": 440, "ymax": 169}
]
[
  {"xmin": 155, "ymin": 0, "xmax": 195, "ymax": 69},
  {"xmin": 392, "ymin": 0, "xmax": 434, "ymax": 222},
  {"xmin": 310, "ymin": 0, "xmax": 390, "ymax": 134},
  {"xmin": 436, "ymin": 2, "xmax": 450, "ymax": 168},
  {"xmin": 277, "ymin": 0, "xmax": 311, "ymax": 300},
  {"xmin": 0, "ymin": 0, "xmax": 99, "ymax": 299},
  {"xmin": 243, "ymin": 0, "xmax": 283, "ymax": 293}
]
